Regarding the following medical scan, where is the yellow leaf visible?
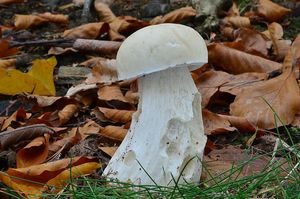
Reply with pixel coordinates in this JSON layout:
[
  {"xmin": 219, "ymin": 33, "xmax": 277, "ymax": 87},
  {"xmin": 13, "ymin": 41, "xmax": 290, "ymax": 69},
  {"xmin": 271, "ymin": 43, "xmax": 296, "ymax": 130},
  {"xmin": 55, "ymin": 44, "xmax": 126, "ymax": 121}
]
[{"xmin": 0, "ymin": 57, "xmax": 56, "ymax": 96}]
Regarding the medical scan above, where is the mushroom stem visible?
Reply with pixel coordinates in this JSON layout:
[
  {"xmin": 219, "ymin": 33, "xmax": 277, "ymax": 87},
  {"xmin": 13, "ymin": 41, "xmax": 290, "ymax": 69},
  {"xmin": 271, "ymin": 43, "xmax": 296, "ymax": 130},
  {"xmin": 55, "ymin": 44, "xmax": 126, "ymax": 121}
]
[{"xmin": 103, "ymin": 66, "xmax": 207, "ymax": 186}]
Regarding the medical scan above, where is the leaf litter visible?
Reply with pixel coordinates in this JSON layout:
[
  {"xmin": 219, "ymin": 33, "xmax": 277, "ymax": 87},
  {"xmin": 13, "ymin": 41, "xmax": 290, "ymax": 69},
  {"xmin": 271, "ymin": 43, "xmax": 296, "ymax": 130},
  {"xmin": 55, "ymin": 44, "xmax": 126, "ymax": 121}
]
[{"xmin": 0, "ymin": 0, "xmax": 299, "ymax": 197}]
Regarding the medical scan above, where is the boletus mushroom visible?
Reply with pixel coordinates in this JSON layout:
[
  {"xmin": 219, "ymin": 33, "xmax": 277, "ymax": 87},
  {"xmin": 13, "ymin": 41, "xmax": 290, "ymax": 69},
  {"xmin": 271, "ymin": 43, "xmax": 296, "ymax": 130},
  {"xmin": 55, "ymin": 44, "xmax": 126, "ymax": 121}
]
[{"xmin": 103, "ymin": 23, "xmax": 208, "ymax": 186}]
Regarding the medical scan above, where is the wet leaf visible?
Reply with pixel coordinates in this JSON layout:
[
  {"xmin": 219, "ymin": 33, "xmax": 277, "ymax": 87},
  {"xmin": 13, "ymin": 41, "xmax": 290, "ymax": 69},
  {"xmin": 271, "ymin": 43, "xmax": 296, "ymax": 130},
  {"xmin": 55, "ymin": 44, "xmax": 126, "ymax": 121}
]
[{"xmin": 99, "ymin": 146, "xmax": 117, "ymax": 157}]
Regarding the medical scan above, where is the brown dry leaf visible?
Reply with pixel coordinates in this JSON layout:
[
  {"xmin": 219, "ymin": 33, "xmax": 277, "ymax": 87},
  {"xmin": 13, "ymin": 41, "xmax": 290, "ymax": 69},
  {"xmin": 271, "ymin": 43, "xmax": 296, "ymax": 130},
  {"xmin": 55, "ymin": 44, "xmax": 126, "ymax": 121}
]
[
  {"xmin": 227, "ymin": 1, "xmax": 240, "ymax": 16},
  {"xmin": 196, "ymin": 70, "xmax": 267, "ymax": 107},
  {"xmin": 272, "ymin": 39, "xmax": 291, "ymax": 61},
  {"xmin": 262, "ymin": 22, "xmax": 284, "ymax": 40},
  {"xmin": 98, "ymin": 84, "xmax": 129, "ymax": 103},
  {"xmin": 202, "ymin": 146, "xmax": 287, "ymax": 182},
  {"xmin": 196, "ymin": 70, "xmax": 232, "ymax": 107},
  {"xmin": 203, "ymin": 109, "xmax": 236, "ymax": 135},
  {"xmin": 108, "ymin": 29, "xmax": 125, "ymax": 41},
  {"xmin": 0, "ymin": 156, "xmax": 99, "ymax": 197},
  {"xmin": 234, "ymin": 28, "xmax": 269, "ymax": 57},
  {"xmin": 37, "ymin": 12, "xmax": 68, "ymax": 24},
  {"xmin": 48, "ymin": 128, "xmax": 81, "ymax": 157},
  {"xmin": 14, "ymin": 15, "xmax": 47, "ymax": 30},
  {"xmin": 1, "ymin": 107, "xmax": 30, "ymax": 131},
  {"xmin": 0, "ymin": 39, "xmax": 19, "ymax": 58},
  {"xmin": 98, "ymin": 107, "xmax": 134, "ymax": 123},
  {"xmin": 94, "ymin": 1, "xmax": 116, "ymax": 23},
  {"xmin": 230, "ymin": 71, "xmax": 300, "ymax": 129},
  {"xmin": 0, "ymin": 0, "xmax": 25, "ymax": 4},
  {"xmin": 48, "ymin": 47, "xmax": 78, "ymax": 55},
  {"xmin": 79, "ymin": 120, "xmax": 101, "ymax": 140},
  {"xmin": 0, "ymin": 58, "xmax": 16, "ymax": 69},
  {"xmin": 208, "ymin": 43, "xmax": 282, "ymax": 74},
  {"xmin": 58, "ymin": 104, "xmax": 79, "ymax": 125},
  {"xmin": 16, "ymin": 134, "xmax": 50, "ymax": 168},
  {"xmin": 99, "ymin": 125, "xmax": 127, "ymax": 141},
  {"xmin": 82, "ymin": 57, "xmax": 118, "ymax": 83},
  {"xmin": 150, "ymin": 7, "xmax": 196, "ymax": 25},
  {"xmin": 109, "ymin": 16, "xmax": 149, "ymax": 35},
  {"xmin": 220, "ymin": 114, "xmax": 260, "ymax": 133},
  {"xmin": 257, "ymin": 0, "xmax": 291, "ymax": 22},
  {"xmin": 63, "ymin": 22, "xmax": 109, "ymax": 39},
  {"xmin": 125, "ymin": 91, "xmax": 139, "ymax": 105},
  {"xmin": 99, "ymin": 146, "xmax": 117, "ymax": 157},
  {"xmin": 222, "ymin": 16, "xmax": 251, "ymax": 28}
]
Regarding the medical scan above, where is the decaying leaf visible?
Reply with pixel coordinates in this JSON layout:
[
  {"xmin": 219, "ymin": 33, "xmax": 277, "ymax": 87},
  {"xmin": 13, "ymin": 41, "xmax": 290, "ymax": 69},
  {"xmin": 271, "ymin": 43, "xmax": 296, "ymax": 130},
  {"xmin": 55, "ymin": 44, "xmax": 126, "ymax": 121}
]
[
  {"xmin": 208, "ymin": 43, "xmax": 282, "ymax": 74},
  {"xmin": 0, "ymin": 57, "xmax": 57, "ymax": 96},
  {"xmin": 1, "ymin": 108, "xmax": 30, "ymax": 131},
  {"xmin": 16, "ymin": 134, "xmax": 50, "ymax": 168}
]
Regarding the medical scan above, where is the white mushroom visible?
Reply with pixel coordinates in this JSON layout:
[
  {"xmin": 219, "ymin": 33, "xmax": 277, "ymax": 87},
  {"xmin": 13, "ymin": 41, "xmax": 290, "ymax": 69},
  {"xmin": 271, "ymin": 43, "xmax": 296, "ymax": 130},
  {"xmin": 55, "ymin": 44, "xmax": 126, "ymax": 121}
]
[{"xmin": 103, "ymin": 23, "xmax": 208, "ymax": 186}]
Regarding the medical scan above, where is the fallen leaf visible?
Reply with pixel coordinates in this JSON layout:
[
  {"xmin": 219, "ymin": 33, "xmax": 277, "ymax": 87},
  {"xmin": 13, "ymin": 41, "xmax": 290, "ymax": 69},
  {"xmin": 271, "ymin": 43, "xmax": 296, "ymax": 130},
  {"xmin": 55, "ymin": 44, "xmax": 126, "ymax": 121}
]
[
  {"xmin": 16, "ymin": 134, "xmax": 50, "ymax": 168},
  {"xmin": 37, "ymin": 12, "xmax": 68, "ymax": 24},
  {"xmin": 58, "ymin": 104, "xmax": 79, "ymax": 125},
  {"xmin": 222, "ymin": 16, "xmax": 251, "ymax": 28},
  {"xmin": 98, "ymin": 84, "xmax": 129, "ymax": 103},
  {"xmin": 202, "ymin": 109, "xmax": 236, "ymax": 135},
  {"xmin": 0, "ymin": 156, "xmax": 99, "ymax": 197},
  {"xmin": 0, "ymin": 0, "xmax": 25, "ymax": 4},
  {"xmin": 99, "ymin": 146, "xmax": 117, "ymax": 157},
  {"xmin": 63, "ymin": 22, "xmax": 109, "ymax": 39},
  {"xmin": 262, "ymin": 22, "xmax": 284, "ymax": 40},
  {"xmin": 0, "ymin": 58, "xmax": 16, "ymax": 69},
  {"xmin": 94, "ymin": 1, "xmax": 116, "ymax": 23},
  {"xmin": 98, "ymin": 107, "xmax": 134, "ymax": 123},
  {"xmin": 230, "ymin": 71, "xmax": 300, "ymax": 129},
  {"xmin": 1, "ymin": 107, "xmax": 30, "ymax": 131},
  {"xmin": 99, "ymin": 125, "xmax": 127, "ymax": 141},
  {"xmin": 109, "ymin": 16, "xmax": 149, "ymax": 35},
  {"xmin": 150, "ymin": 7, "xmax": 196, "ymax": 25},
  {"xmin": 0, "ymin": 57, "xmax": 57, "ymax": 96},
  {"xmin": 0, "ymin": 39, "xmax": 19, "ymax": 58},
  {"xmin": 257, "ymin": 0, "xmax": 291, "ymax": 22},
  {"xmin": 208, "ymin": 43, "xmax": 282, "ymax": 74},
  {"xmin": 79, "ymin": 120, "xmax": 101, "ymax": 139}
]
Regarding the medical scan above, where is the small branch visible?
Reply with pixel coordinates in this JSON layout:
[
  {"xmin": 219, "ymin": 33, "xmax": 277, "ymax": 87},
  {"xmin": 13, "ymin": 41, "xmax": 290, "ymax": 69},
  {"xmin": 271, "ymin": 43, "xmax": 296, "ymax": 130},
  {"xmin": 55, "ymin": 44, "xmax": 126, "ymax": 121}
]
[{"xmin": 9, "ymin": 39, "xmax": 75, "ymax": 48}]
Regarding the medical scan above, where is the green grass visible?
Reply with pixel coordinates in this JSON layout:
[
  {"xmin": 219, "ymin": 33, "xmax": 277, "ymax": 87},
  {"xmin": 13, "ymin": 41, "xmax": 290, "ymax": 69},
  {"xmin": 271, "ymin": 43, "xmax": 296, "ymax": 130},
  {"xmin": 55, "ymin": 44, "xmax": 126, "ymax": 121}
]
[{"xmin": 1, "ymin": 140, "xmax": 299, "ymax": 198}]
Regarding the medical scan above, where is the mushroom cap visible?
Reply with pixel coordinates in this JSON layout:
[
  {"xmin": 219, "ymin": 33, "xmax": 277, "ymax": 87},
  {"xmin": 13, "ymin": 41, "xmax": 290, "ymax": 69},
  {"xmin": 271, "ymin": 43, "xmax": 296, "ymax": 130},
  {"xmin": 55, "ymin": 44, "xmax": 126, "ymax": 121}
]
[{"xmin": 116, "ymin": 23, "xmax": 208, "ymax": 80}]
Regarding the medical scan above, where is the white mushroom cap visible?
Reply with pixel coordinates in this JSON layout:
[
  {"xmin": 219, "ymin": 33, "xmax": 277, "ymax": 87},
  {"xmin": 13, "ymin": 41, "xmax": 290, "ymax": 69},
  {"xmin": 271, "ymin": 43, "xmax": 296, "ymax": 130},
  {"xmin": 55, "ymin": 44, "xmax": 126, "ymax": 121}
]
[{"xmin": 116, "ymin": 23, "xmax": 208, "ymax": 80}]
